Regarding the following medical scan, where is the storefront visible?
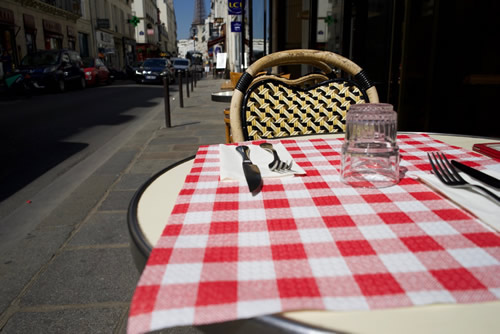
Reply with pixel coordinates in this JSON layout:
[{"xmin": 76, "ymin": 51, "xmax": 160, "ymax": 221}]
[
  {"xmin": 113, "ymin": 36, "xmax": 123, "ymax": 69},
  {"xmin": 0, "ymin": 6, "xmax": 18, "ymax": 77},
  {"xmin": 96, "ymin": 30, "xmax": 115, "ymax": 66},
  {"xmin": 123, "ymin": 37, "xmax": 136, "ymax": 65},
  {"xmin": 67, "ymin": 25, "xmax": 76, "ymax": 50},
  {"xmin": 135, "ymin": 44, "xmax": 160, "ymax": 61},
  {"xmin": 78, "ymin": 32, "xmax": 90, "ymax": 58},
  {"xmin": 43, "ymin": 19, "xmax": 63, "ymax": 50},
  {"xmin": 23, "ymin": 14, "xmax": 36, "ymax": 54}
]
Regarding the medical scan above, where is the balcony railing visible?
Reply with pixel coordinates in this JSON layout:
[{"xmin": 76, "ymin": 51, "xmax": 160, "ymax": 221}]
[
  {"xmin": 40, "ymin": 0, "xmax": 81, "ymax": 15},
  {"xmin": 23, "ymin": 0, "xmax": 81, "ymax": 19}
]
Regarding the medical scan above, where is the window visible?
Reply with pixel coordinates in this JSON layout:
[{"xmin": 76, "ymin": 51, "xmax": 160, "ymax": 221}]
[
  {"xmin": 80, "ymin": 0, "xmax": 86, "ymax": 18},
  {"xmin": 78, "ymin": 32, "xmax": 89, "ymax": 57},
  {"xmin": 120, "ymin": 10, "xmax": 125, "ymax": 34},
  {"xmin": 103, "ymin": 0, "xmax": 109, "ymax": 18},
  {"xmin": 25, "ymin": 32, "xmax": 36, "ymax": 54}
]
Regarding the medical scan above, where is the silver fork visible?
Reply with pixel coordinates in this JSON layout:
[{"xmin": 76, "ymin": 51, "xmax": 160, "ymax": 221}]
[
  {"xmin": 260, "ymin": 143, "xmax": 294, "ymax": 173},
  {"xmin": 427, "ymin": 152, "xmax": 500, "ymax": 203}
]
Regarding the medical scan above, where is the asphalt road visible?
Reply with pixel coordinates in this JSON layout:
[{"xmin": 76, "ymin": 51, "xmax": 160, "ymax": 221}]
[{"xmin": 0, "ymin": 80, "xmax": 172, "ymax": 250}]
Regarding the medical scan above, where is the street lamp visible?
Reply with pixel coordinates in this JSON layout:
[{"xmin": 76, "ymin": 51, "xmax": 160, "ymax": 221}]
[{"xmin": 190, "ymin": 26, "xmax": 197, "ymax": 51}]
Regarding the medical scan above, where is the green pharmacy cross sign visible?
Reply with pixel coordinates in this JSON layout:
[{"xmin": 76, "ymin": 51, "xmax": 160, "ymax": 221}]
[{"xmin": 129, "ymin": 16, "xmax": 141, "ymax": 27}]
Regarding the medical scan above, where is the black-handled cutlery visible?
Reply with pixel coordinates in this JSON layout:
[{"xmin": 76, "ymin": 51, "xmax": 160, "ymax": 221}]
[
  {"xmin": 236, "ymin": 146, "xmax": 262, "ymax": 193},
  {"xmin": 451, "ymin": 160, "xmax": 500, "ymax": 190}
]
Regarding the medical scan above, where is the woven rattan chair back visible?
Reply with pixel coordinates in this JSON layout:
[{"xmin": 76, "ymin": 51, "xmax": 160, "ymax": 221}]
[{"xmin": 229, "ymin": 49, "xmax": 379, "ymax": 142}]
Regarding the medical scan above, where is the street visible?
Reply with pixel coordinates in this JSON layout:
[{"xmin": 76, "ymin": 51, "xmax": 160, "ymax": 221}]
[{"xmin": 0, "ymin": 80, "xmax": 173, "ymax": 251}]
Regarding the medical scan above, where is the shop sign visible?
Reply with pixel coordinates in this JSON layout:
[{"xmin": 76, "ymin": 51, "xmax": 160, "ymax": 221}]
[
  {"xmin": 96, "ymin": 30, "xmax": 115, "ymax": 54},
  {"xmin": 96, "ymin": 18, "xmax": 110, "ymax": 29},
  {"xmin": 231, "ymin": 22, "xmax": 241, "ymax": 33},
  {"xmin": 43, "ymin": 20, "xmax": 62, "ymax": 35},
  {"xmin": 228, "ymin": 0, "xmax": 242, "ymax": 15},
  {"xmin": 0, "ymin": 7, "xmax": 14, "ymax": 25},
  {"xmin": 214, "ymin": 17, "xmax": 224, "ymax": 24}
]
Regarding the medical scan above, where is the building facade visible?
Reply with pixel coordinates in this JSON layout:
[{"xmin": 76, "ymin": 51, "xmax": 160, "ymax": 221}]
[
  {"xmin": 164, "ymin": 0, "xmax": 176, "ymax": 56},
  {"xmin": 0, "ymin": 0, "xmax": 81, "ymax": 78},
  {"xmin": 76, "ymin": 0, "xmax": 95, "ymax": 59},
  {"xmin": 204, "ymin": 0, "xmax": 250, "ymax": 73},
  {"xmin": 157, "ymin": 0, "xmax": 177, "ymax": 57},
  {"xmin": 90, "ymin": 0, "xmax": 134, "ymax": 70},
  {"xmin": 131, "ymin": 0, "xmax": 160, "ymax": 61},
  {"xmin": 0, "ymin": 0, "xmax": 138, "ymax": 78}
]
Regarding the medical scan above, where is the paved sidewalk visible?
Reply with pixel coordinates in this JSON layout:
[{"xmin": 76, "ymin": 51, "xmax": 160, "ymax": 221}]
[{"xmin": 0, "ymin": 75, "xmax": 230, "ymax": 333}]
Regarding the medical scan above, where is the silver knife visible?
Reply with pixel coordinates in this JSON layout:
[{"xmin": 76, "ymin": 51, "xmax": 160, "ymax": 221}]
[
  {"xmin": 236, "ymin": 146, "xmax": 262, "ymax": 193},
  {"xmin": 451, "ymin": 160, "xmax": 500, "ymax": 189}
]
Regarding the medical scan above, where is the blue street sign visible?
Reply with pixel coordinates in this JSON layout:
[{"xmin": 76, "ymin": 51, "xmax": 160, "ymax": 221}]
[
  {"xmin": 228, "ymin": 0, "xmax": 243, "ymax": 15},
  {"xmin": 231, "ymin": 22, "xmax": 242, "ymax": 32}
]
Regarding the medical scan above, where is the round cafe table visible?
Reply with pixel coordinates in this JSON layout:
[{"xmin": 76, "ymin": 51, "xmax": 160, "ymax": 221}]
[
  {"xmin": 211, "ymin": 90, "xmax": 233, "ymax": 102},
  {"xmin": 128, "ymin": 132, "xmax": 500, "ymax": 334}
]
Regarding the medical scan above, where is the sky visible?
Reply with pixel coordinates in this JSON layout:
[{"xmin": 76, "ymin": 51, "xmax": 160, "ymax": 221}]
[{"xmin": 173, "ymin": 0, "xmax": 266, "ymax": 40}]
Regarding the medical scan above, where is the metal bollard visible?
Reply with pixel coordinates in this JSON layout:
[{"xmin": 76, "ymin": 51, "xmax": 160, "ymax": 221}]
[
  {"xmin": 178, "ymin": 71, "xmax": 183, "ymax": 108},
  {"xmin": 185, "ymin": 70, "xmax": 190, "ymax": 98},
  {"xmin": 163, "ymin": 77, "xmax": 171, "ymax": 127},
  {"xmin": 194, "ymin": 70, "xmax": 197, "ymax": 88},
  {"xmin": 191, "ymin": 71, "xmax": 194, "ymax": 92}
]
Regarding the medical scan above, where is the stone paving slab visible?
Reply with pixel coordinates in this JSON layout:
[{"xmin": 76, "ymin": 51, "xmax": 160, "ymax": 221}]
[
  {"xmin": 113, "ymin": 173, "xmax": 152, "ymax": 191},
  {"xmin": 97, "ymin": 190, "xmax": 136, "ymax": 212},
  {"xmin": 0, "ymin": 226, "xmax": 73, "ymax": 315},
  {"xmin": 20, "ymin": 247, "xmax": 139, "ymax": 306},
  {"xmin": 67, "ymin": 213, "xmax": 130, "ymax": 247},
  {"xmin": 2, "ymin": 307, "xmax": 125, "ymax": 333}
]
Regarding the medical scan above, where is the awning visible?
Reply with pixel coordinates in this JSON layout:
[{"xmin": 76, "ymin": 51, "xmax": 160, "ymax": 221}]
[
  {"xmin": 207, "ymin": 35, "xmax": 225, "ymax": 48},
  {"xmin": 0, "ymin": 7, "xmax": 15, "ymax": 26}
]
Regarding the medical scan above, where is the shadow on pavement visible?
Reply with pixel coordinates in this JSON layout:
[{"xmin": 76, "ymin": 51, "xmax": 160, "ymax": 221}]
[{"xmin": 0, "ymin": 84, "xmax": 164, "ymax": 201}]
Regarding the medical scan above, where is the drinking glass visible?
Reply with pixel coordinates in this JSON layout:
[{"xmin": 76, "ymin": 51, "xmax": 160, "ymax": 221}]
[{"xmin": 341, "ymin": 103, "xmax": 400, "ymax": 188}]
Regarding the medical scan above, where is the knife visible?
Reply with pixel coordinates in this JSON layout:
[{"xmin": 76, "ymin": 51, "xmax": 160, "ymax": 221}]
[
  {"xmin": 451, "ymin": 160, "xmax": 500, "ymax": 189},
  {"xmin": 236, "ymin": 146, "xmax": 262, "ymax": 193}
]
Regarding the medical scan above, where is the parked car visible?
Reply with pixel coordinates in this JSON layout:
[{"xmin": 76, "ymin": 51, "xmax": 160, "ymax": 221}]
[
  {"xmin": 18, "ymin": 49, "xmax": 86, "ymax": 92},
  {"xmin": 171, "ymin": 58, "xmax": 191, "ymax": 78},
  {"xmin": 107, "ymin": 65, "xmax": 127, "ymax": 80},
  {"xmin": 135, "ymin": 58, "xmax": 174, "ymax": 84},
  {"xmin": 82, "ymin": 57, "xmax": 111, "ymax": 86},
  {"xmin": 125, "ymin": 61, "xmax": 143, "ymax": 80}
]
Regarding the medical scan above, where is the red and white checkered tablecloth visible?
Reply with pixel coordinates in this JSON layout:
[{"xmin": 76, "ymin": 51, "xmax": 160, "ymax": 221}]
[{"xmin": 128, "ymin": 134, "xmax": 500, "ymax": 334}]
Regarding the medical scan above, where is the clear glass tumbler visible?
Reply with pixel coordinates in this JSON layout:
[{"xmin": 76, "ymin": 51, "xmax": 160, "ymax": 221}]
[{"xmin": 341, "ymin": 103, "xmax": 400, "ymax": 188}]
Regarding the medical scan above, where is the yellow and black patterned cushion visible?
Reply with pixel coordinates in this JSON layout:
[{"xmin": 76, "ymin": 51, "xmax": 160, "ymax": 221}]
[{"xmin": 241, "ymin": 79, "xmax": 368, "ymax": 140}]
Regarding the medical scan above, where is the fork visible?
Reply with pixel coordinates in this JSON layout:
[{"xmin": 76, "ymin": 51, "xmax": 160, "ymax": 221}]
[
  {"xmin": 260, "ymin": 143, "xmax": 294, "ymax": 173},
  {"xmin": 427, "ymin": 152, "xmax": 500, "ymax": 203}
]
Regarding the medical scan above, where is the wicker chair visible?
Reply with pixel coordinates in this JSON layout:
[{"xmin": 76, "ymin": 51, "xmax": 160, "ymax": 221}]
[{"xmin": 229, "ymin": 49, "xmax": 379, "ymax": 142}]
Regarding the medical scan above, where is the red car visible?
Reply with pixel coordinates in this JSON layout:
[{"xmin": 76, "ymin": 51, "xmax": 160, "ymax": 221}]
[{"xmin": 82, "ymin": 57, "xmax": 111, "ymax": 86}]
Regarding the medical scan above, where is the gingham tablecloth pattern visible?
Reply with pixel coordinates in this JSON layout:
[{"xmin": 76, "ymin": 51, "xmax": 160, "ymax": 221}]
[{"xmin": 128, "ymin": 134, "xmax": 500, "ymax": 334}]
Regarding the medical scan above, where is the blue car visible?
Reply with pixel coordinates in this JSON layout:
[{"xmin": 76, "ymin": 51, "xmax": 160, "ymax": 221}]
[
  {"xmin": 18, "ymin": 49, "xmax": 86, "ymax": 92},
  {"xmin": 135, "ymin": 58, "xmax": 174, "ymax": 84}
]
